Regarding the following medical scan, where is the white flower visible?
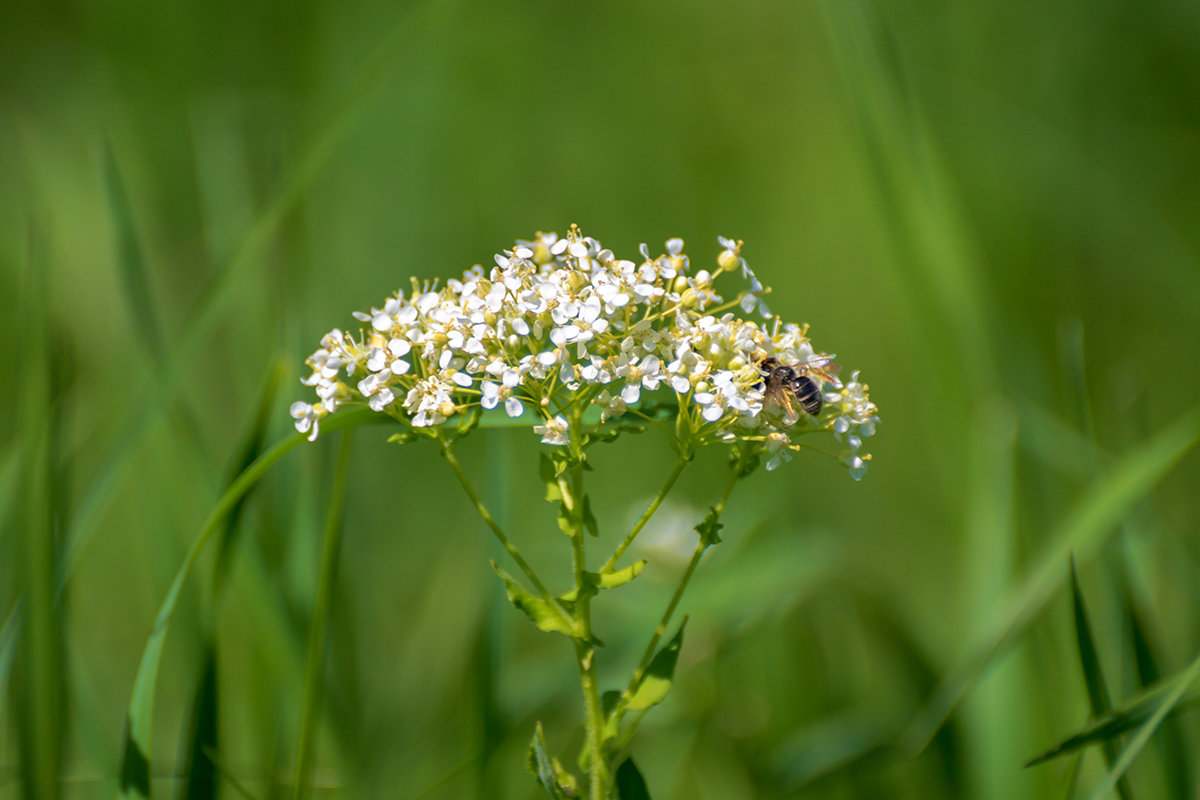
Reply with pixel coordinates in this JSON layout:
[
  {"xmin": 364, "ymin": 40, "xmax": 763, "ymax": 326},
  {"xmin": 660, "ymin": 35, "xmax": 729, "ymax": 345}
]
[
  {"xmin": 290, "ymin": 401, "xmax": 322, "ymax": 442},
  {"xmin": 292, "ymin": 225, "xmax": 877, "ymax": 479},
  {"xmin": 533, "ymin": 415, "xmax": 570, "ymax": 446}
]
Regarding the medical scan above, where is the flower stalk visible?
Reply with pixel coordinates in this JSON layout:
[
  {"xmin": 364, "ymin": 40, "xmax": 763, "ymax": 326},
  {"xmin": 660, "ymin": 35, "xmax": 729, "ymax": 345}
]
[{"xmin": 292, "ymin": 227, "xmax": 880, "ymax": 797}]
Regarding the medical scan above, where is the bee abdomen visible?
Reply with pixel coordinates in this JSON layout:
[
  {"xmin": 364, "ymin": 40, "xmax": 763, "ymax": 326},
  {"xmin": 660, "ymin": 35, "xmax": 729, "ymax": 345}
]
[{"xmin": 793, "ymin": 375, "xmax": 823, "ymax": 416}]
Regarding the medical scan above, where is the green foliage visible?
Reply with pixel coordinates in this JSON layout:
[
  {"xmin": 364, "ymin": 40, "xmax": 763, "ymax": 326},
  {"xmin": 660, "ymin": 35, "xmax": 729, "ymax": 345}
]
[
  {"xmin": 615, "ymin": 757, "xmax": 653, "ymax": 800},
  {"xmin": 589, "ymin": 560, "xmax": 647, "ymax": 590},
  {"xmin": 1026, "ymin": 671, "xmax": 1200, "ymax": 768},
  {"xmin": 626, "ymin": 619, "xmax": 688, "ymax": 711},
  {"xmin": 1068, "ymin": 559, "xmax": 1133, "ymax": 800},
  {"xmin": 526, "ymin": 722, "xmax": 579, "ymax": 799},
  {"xmin": 5, "ymin": 0, "xmax": 1200, "ymax": 796},
  {"xmin": 490, "ymin": 562, "xmax": 579, "ymax": 638}
]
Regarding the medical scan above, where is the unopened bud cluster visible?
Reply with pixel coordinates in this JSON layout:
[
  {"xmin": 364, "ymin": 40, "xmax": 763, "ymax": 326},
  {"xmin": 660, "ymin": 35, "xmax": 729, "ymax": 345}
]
[{"xmin": 291, "ymin": 227, "xmax": 878, "ymax": 478}]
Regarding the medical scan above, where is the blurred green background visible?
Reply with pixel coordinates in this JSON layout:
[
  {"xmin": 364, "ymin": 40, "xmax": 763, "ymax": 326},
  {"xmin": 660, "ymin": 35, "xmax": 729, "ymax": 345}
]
[{"xmin": 3, "ymin": 0, "xmax": 1200, "ymax": 797}]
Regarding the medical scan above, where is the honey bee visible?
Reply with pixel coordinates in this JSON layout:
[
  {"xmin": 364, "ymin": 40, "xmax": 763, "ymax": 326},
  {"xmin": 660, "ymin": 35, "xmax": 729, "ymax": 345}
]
[{"xmin": 757, "ymin": 355, "xmax": 839, "ymax": 423}]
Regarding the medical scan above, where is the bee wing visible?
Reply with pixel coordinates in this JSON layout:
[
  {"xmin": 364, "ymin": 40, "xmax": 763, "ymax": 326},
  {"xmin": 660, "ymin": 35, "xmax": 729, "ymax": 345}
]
[{"xmin": 797, "ymin": 354, "xmax": 842, "ymax": 386}]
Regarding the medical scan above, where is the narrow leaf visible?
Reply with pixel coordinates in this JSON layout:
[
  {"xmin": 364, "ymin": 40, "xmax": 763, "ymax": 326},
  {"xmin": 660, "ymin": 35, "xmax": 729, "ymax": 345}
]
[
  {"xmin": 627, "ymin": 618, "xmax": 687, "ymax": 711},
  {"xmin": 101, "ymin": 142, "xmax": 167, "ymax": 361},
  {"xmin": 615, "ymin": 757, "xmax": 652, "ymax": 800},
  {"xmin": 178, "ymin": 650, "xmax": 218, "ymax": 800},
  {"xmin": 582, "ymin": 495, "xmax": 599, "ymax": 538},
  {"xmin": 1069, "ymin": 558, "xmax": 1133, "ymax": 800},
  {"xmin": 1084, "ymin": 648, "xmax": 1200, "ymax": 800},
  {"xmin": 490, "ymin": 562, "xmax": 578, "ymax": 637},
  {"xmin": 590, "ymin": 560, "xmax": 647, "ymax": 590},
  {"xmin": 525, "ymin": 722, "xmax": 570, "ymax": 800},
  {"xmin": 116, "ymin": 414, "xmax": 378, "ymax": 800},
  {"xmin": 1026, "ymin": 674, "xmax": 1200, "ymax": 766},
  {"xmin": 293, "ymin": 430, "xmax": 355, "ymax": 800},
  {"xmin": 905, "ymin": 405, "xmax": 1200, "ymax": 752},
  {"xmin": 1121, "ymin": 581, "xmax": 1193, "ymax": 800}
]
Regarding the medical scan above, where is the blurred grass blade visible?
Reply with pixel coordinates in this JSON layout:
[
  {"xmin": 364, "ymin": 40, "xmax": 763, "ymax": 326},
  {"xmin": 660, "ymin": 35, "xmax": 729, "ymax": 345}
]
[
  {"xmin": 178, "ymin": 651, "xmax": 218, "ymax": 800},
  {"xmin": 1069, "ymin": 558, "xmax": 1132, "ymax": 800},
  {"xmin": 180, "ymin": 359, "xmax": 286, "ymax": 800},
  {"xmin": 15, "ymin": 222, "xmax": 65, "ymax": 800},
  {"xmin": 772, "ymin": 710, "xmax": 890, "ymax": 790},
  {"xmin": 100, "ymin": 141, "xmax": 167, "ymax": 363},
  {"xmin": 65, "ymin": 0, "xmax": 457, "ymax": 600},
  {"xmin": 1026, "ymin": 673, "xmax": 1200, "ymax": 767},
  {"xmin": 292, "ymin": 429, "xmax": 355, "ymax": 800},
  {"xmin": 905, "ymin": 405, "xmax": 1200, "ymax": 752},
  {"xmin": 615, "ymin": 757, "xmax": 652, "ymax": 800},
  {"xmin": 100, "ymin": 142, "xmax": 213, "ymax": 480},
  {"xmin": 116, "ymin": 408, "xmax": 377, "ymax": 799},
  {"xmin": 1121, "ymin": 580, "xmax": 1193, "ymax": 800},
  {"xmin": 1083, "ymin": 647, "xmax": 1200, "ymax": 800},
  {"xmin": 213, "ymin": 358, "xmax": 288, "ymax": 588}
]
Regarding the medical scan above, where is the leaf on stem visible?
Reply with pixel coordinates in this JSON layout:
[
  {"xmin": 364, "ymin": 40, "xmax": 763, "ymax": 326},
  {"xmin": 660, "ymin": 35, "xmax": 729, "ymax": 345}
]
[
  {"xmin": 626, "ymin": 617, "xmax": 688, "ymax": 711},
  {"xmin": 583, "ymin": 495, "xmax": 599, "ymax": 538},
  {"xmin": 588, "ymin": 560, "xmax": 647, "ymax": 590},
  {"xmin": 490, "ymin": 561, "xmax": 578, "ymax": 637},
  {"xmin": 615, "ymin": 757, "xmax": 653, "ymax": 800},
  {"xmin": 525, "ymin": 721, "xmax": 577, "ymax": 800},
  {"xmin": 540, "ymin": 453, "xmax": 563, "ymax": 502}
]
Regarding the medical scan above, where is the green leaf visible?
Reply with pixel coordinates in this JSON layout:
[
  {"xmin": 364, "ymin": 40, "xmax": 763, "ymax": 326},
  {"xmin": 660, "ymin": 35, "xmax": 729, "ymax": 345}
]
[
  {"xmin": 589, "ymin": 560, "xmax": 647, "ymax": 590},
  {"xmin": 582, "ymin": 495, "xmax": 599, "ymax": 538},
  {"xmin": 1120, "ymin": 580, "xmax": 1193, "ymax": 800},
  {"xmin": 541, "ymin": 453, "xmax": 562, "ymax": 502},
  {"xmin": 1083, "ymin": 647, "xmax": 1200, "ymax": 800},
  {"xmin": 615, "ymin": 757, "xmax": 653, "ymax": 800},
  {"xmin": 1026, "ymin": 670, "xmax": 1200, "ymax": 767},
  {"xmin": 101, "ymin": 142, "xmax": 167, "ymax": 362},
  {"xmin": 490, "ymin": 562, "xmax": 578, "ymax": 637},
  {"xmin": 525, "ymin": 722, "xmax": 574, "ymax": 800},
  {"xmin": 694, "ymin": 509, "xmax": 723, "ymax": 547},
  {"xmin": 115, "ymin": 418, "xmax": 375, "ymax": 800},
  {"xmin": 627, "ymin": 618, "xmax": 688, "ymax": 711},
  {"xmin": 179, "ymin": 649, "xmax": 219, "ymax": 800},
  {"xmin": 1069, "ymin": 558, "xmax": 1133, "ymax": 800},
  {"xmin": 904, "ymin": 405, "xmax": 1200, "ymax": 753},
  {"xmin": 556, "ymin": 503, "xmax": 573, "ymax": 536}
]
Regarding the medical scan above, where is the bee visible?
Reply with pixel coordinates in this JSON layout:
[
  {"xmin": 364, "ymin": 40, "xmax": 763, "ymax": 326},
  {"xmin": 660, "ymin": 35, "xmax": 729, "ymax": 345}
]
[{"xmin": 757, "ymin": 355, "xmax": 839, "ymax": 423}]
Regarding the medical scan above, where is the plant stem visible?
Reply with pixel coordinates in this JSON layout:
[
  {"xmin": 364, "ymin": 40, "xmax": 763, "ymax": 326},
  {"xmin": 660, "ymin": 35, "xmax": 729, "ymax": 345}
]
[
  {"xmin": 601, "ymin": 458, "xmax": 689, "ymax": 573},
  {"xmin": 293, "ymin": 428, "xmax": 355, "ymax": 800},
  {"xmin": 614, "ymin": 467, "xmax": 743, "ymax": 744},
  {"xmin": 563, "ymin": 414, "xmax": 608, "ymax": 800},
  {"xmin": 439, "ymin": 437, "xmax": 572, "ymax": 631}
]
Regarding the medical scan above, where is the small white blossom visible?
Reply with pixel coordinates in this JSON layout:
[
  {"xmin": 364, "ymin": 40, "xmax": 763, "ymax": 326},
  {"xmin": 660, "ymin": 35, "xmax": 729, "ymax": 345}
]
[
  {"xmin": 533, "ymin": 415, "xmax": 570, "ymax": 446},
  {"xmin": 292, "ymin": 225, "xmax": 877, "ymax": 478}
]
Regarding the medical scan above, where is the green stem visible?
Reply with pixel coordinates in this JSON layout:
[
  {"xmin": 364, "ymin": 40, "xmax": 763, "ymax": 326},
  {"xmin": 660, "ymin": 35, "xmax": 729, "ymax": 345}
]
[
  {"xmin": 601, "ymin": 458, "xmax": 689, "ymax": 573},
  {"xmin": 438, "ymin": 437, "xmax": 573, "ymax": 631},
  {"xmin": 614, "ymin": 467, "xmax": 742, "ymax": 741},
  {"xmin": 293, "ymin": 428, "xmax": 355, "ymax": 800},
  {"xmin": 561, "ymin": 414, "xmax": 608, "ymax": 800}
]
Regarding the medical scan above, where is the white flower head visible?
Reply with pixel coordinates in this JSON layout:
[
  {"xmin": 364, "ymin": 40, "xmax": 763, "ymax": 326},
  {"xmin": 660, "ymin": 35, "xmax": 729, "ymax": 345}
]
[{"xmin": 292, "ymin": 225, "xmax": 877, "ymax": 478}]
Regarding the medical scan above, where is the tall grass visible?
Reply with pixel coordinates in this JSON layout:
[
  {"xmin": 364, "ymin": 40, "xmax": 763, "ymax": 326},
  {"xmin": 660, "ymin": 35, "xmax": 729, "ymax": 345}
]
[{"xmin": 2, "ymin": 0, "xmax": 1199, "ymax": 797}]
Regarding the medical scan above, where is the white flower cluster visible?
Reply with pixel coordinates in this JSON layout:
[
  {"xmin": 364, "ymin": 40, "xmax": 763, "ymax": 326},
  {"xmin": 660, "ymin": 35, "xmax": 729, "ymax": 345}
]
[{"xmin": 291, "ymin": 227, "xmax": 878, "ymax": 477}]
